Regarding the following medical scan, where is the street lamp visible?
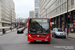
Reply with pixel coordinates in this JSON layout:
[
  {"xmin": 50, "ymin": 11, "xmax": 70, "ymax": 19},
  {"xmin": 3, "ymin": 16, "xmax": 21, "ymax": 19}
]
[
  {"xmin": 16, "ymin": 14, "xmax": 19, "ymax": 28},
  {"xmin": 67, "ymin": 0, "xmax": 69, "ymax": 36},
  {"xmin": 43, "ymin": 8, "xmax": 47, "ymax": 18},
  {"xmin": 19, "ymin": 17, "xmax": 21, "ymax": 26},
  {"xmin": 19, "ymin": 18, "xmax": 21, "ymax": 26},
  {"xmin": 11, "ymin": 11, "xmax": 12, "ymax": 31}
]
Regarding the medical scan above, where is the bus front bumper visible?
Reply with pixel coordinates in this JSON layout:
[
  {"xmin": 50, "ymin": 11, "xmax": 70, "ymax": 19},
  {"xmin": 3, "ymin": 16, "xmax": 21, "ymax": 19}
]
[{"xmin": 28, "ymin": 38, "xmax": 50, "ymax": 42}]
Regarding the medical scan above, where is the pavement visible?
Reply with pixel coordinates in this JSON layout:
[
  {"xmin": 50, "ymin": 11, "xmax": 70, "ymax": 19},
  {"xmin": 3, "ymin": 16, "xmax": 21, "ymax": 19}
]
[
  {"xmin": 0, "ymin": 28, "xmax": 75, "ymax": 50},
  {"xmin": 67, "ymin": 33, "xmax": 75, "ymax": 39},
  {"xmin": 0, "ymin": 28, "xmax": 16, "ymax": 35},
  {"xmin": 51, "ymin": 30, "xmax": 75, "ymax": 39}
]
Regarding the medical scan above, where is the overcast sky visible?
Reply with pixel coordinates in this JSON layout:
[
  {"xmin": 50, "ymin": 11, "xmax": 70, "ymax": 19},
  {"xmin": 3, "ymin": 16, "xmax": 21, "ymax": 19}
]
[{"xmin": 13, "ymin": 0, "xmax": 34, "ymax": 19}]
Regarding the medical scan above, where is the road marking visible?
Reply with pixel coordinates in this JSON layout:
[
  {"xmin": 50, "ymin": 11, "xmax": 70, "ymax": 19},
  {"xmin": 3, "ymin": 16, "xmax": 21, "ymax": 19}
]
[
  {"xmin": 66, "ymin": 37, "xmax": 75, "ymax": 40},
  {"xmin": 0, "ymin": 30, "xmax": 16, "ymax": 36}
]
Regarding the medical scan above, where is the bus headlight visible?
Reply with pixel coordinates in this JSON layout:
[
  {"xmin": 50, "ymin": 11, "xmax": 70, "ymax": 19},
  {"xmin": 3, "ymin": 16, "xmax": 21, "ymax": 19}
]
[{"xmin": 28, "ymin": 35, "xmax": 31, "ymax": 38}]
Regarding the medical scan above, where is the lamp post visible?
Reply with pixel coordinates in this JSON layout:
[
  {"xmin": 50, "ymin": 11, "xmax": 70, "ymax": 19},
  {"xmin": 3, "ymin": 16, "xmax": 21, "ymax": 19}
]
[
  {"xmin": 11, "ymin": 13, "xmax": 12, "ymax": 31},
  {"xmin": 19, "ymin": 17, "xmax": 21, "ymax": 26},
  {"xmin": 16, "ymin": 14, "xmax": 19, "ymax": 28},
  {"xmin": 44, "ymin": 8, "xmax": 47, "ymax": 18},
  {"xmin": 67, "ymin": 0, "xmax": 69, "ymax": 36},
  {"xmin": 19, "ymin": 18, "xmax": 21, "ymax": 26}
]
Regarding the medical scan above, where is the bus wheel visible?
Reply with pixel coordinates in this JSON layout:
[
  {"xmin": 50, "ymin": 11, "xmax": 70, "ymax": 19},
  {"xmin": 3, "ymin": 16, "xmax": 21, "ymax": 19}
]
[
  {"xmin": 48, "ymin": 42, "xmax": 50, "ymax": 44},
  {"xmin": 28, "ymin": 41, "xmax": 32, "ymax": 44}
]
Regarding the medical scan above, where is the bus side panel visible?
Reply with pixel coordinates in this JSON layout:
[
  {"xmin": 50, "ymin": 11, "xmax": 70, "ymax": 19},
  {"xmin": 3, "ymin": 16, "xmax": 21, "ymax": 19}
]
[
  {"xmin": 27, "ymin": 18, "xmax": 30, "ymax": 41},
  {"xmin": 49, "ymin": 19, "xmax": 51, "ymax": 42},
  {"xmin": 27, "ymin": 18, "xmax": 34, "ymax": 41}
]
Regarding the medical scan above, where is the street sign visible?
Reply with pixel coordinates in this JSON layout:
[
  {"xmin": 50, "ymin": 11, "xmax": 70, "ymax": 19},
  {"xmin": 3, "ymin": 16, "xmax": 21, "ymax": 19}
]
[
  {"xmin": 51, "ymin": 22, "xmax": 54, "ymax": 24},
  {"xmin": 12, "ymin": 24, "xmax": 13, "ymax": 26},
  {"xmin": 68, "ymin": 15, "xmax": 70, "ymax": 18},
  {"xmin": 55, "ymin": 22, "xmax": 56, "ymax": 24},
  {"xmin": 62, "ymin": 22, "xmax": 64, "ymax": 24},
  {"xmin": 71, "ymin": 23, "xmax": 73, "ymax": 27}
]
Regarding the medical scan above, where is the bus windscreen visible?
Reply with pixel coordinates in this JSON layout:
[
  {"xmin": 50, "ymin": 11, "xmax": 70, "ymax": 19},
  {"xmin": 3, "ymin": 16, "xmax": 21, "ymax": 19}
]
[{"xmin": 29, "ymin": 19, "xmax": 50, "ymax": 34}]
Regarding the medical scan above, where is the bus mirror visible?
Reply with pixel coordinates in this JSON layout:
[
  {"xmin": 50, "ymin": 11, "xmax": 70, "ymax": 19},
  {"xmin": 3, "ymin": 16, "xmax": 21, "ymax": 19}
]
[
  {"xmin": 50, "ymin": 24, "xmax": 52, "ymax": 27},
  {"xmin": 26, "ymin": 23, "xmax": 28, "ymax": 26}
]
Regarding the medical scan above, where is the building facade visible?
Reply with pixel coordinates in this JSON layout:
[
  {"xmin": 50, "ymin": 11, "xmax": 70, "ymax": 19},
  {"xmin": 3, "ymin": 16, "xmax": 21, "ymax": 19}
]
[
  {"xmin": 35, "ymin": 0, "xmax": 40, "ymax": 17},
  {"xmin": 16, "ymin": 18, "xmax": 28, "ymax": 27},
  {"xmin": 29, "ymin": 10, "xmax": 35, "ymax": 18},
  {"xmin": 0, "ymin": 0, "xmax": 16, "ymax": 27},
  {"xmin": 40, "ymin": 0, "xmax": 75, "ymax": 32}
]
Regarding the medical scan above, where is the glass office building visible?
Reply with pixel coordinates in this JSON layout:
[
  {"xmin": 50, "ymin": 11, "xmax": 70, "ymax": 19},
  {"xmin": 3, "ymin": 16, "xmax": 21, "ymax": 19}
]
[{"xmin": 35, "ymin": 0, "xmax": 40, "ymax": 17}]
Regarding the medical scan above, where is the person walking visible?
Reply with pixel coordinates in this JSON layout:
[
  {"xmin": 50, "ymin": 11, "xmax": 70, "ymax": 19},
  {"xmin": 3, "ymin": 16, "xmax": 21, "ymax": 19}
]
[{"xmin": 2, "ymin": 29, "xmax": 6, "ymax": 34}]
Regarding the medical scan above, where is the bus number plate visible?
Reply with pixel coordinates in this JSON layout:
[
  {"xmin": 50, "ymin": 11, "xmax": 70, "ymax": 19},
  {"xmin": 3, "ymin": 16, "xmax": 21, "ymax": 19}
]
[{"xmin": 36, "ymin": 40, "xmax": 42, "ymax": 42}]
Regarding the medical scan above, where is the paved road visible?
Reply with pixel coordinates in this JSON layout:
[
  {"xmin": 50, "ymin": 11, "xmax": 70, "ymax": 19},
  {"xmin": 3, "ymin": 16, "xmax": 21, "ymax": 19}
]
[{"xmin": 0, "ymin": 28, "xmax": 75, "ymax": 50}]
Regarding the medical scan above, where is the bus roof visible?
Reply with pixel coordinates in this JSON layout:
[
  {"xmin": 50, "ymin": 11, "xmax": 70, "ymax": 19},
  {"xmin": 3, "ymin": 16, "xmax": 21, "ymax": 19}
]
[{"xmin": 28, "ymin": 17, "xmax": 50, "ymax": 19}]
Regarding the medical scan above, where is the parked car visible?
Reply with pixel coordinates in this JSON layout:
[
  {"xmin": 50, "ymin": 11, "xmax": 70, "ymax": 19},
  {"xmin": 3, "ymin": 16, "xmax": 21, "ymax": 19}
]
[
  {"xmin": 17, "ymin": 28, "xmax": 24, "ymax": 34},
  {"xmin": 52, "ymin": 28, "xmax": 66, "ymax": 38},
  {"xmin": 25, "ymin": 26, "xmax": 27, "ymax": 28}
]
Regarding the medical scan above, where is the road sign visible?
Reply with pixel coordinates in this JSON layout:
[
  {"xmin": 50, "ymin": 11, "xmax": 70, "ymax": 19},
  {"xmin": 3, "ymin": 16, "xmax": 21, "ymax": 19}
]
[
  {"xmin": 51, "ymin": 22, "xmax": 54, "ymax": 24},
  {"xmin": 71, "ymin": 23, "xmax": 73, "ymax": 27},
  {"xmin": 68, "ymin": 15, "xmax": 70, "ymax": 18},
  {"xmin": 12, "ymin": 24, "xmax": 13, "ymax": 26}
]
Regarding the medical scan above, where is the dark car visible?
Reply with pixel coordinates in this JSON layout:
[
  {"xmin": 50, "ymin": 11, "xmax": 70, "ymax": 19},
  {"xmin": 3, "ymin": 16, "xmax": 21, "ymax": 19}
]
[{"xmin": 17, "ymin": 28, "xmax": 24, "ymax": 34}]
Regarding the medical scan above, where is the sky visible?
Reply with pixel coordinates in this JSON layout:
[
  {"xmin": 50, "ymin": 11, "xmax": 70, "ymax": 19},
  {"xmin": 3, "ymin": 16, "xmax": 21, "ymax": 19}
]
[{"xmin": 13, "ymin": 0, "xmax": 34, "ymax": 19}]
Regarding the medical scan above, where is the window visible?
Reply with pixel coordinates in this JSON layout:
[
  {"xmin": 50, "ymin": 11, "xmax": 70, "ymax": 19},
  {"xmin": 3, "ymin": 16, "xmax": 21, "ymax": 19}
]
[
  {"xmin": 35, "ymin": 3, "xmax": 39, "ymax": 7},
  {"xmin": 62, "ymin": 4, "xmax": 64, "ymax": 12},
  {"xmin": 63, "ymin": 3, "xmax": 65, "ymax": 12},
  {"xmin": 71, "ymin": 0, "xmax": 74, "ymax": 8},
  {"xmin": 68, "ymin": 0, "xmax": 71, "ymax": 10},
  {"xmin": 60, "ymin": 0, "xmax": 61, "ymax": 4},
  {"xmin": 57, "ymin": 7, "xmax": 59, "ymax": 14},
  {"xmin": 64, "ymin": 2, "xmax": 67, "ymax": 11},
  {"xmin": 56, "ymin": 8, "xmax": 57, "ymax": 15},
  {"xmin": 59, "ymin": 7, "xmax": 60, "ymax": 14},
  {"xmin": 60, "ymin": 5, "xmax": 62, "ymax": 13},
  {"xmin": 1, "ymin": 18, "xmax": 10, "ymax": 22}
]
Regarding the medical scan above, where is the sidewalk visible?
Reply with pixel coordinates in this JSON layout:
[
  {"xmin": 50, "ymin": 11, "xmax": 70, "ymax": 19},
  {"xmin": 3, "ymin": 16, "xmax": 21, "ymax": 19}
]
[
  {"xmin": 0, "ymin": 28, "xmax": 16, "ymax": 35},
  {"xmin": 67, "ymin": 33, "xmax": 75, "ymax": 39},
  {"xmin": 52, "ymin": 30, "xmax": 75, "ymax": 39}
]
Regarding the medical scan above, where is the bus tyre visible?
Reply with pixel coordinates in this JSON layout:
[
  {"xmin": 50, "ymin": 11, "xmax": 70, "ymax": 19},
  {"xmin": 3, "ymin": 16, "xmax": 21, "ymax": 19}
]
[
  {"xmin": 22, "ymin": 31, "xmax": 23, "ymax": 33},
  {"xmin": 29, "ymin": 41, "xmax": 33, "ymax": 44},
  {"xmin": 48, "ymin": 42, "xmax": 50, "ymax": 44},
  {"xmin": 63, "ymin": 36, "xmax": 66, "ymax": 39}
]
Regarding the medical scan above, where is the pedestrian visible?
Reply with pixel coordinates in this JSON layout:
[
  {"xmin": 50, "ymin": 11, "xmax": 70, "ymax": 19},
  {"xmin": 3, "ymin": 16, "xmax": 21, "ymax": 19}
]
[
  {"xmin": 10, "ymin": 27, "xmax": 12, "ymax": 30},
  {"xmin": 2, "ymin": 29, "xmax": 6, "ymax": 34},
  {"xmin": 63, "ymin": 27, "xmax": 65, "ymax": 31}
]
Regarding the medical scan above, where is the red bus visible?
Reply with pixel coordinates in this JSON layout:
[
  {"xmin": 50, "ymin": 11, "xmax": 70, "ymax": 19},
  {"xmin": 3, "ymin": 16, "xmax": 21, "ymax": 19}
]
[{"xmin": 27, "ymin": 18, "xmax": 51, "ymax": 43}]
